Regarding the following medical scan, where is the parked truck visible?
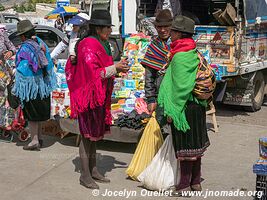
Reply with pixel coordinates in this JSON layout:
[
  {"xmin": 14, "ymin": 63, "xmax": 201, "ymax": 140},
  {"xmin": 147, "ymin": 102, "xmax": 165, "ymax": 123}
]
[
  {"xmin": 192, "ymin": 0, "xmax": 267, "ymax": 112},
  {"xmin": 82, "ymin": 0, "xmax": 267, "ymax": 111}
]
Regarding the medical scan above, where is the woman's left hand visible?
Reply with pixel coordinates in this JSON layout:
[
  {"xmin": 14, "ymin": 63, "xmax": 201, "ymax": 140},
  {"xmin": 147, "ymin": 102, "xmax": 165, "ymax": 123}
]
[
  {"xmin": 115, "ymin": 59, "xmax": 130, "ymax": 73},
  {"xmin": 3, "ymin": 51, "xmax": 13, "ymax": 60}
]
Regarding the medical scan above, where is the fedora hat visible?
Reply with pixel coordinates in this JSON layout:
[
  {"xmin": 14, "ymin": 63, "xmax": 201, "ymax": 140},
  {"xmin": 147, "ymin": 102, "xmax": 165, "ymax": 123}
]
[
  {"xmin": 16, "ymin": 20, "xmax": 36, "ymax": 36},
  {"xmin": 153, "ymin": 9, "xmax": 173, "ymax": 26},
  {"xmin": 89, "ymin": 10, "xmax": 114, "ymax": 26},
  {"xmin": 171, "ymin": 15, "xmax": 195, "ymax": 34}
]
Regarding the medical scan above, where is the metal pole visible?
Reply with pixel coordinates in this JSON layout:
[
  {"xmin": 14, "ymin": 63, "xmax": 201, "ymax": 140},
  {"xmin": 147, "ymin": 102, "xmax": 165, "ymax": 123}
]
[{"xmin": 235, "ymin": 0, "xmax": 243, "ymax": 62}]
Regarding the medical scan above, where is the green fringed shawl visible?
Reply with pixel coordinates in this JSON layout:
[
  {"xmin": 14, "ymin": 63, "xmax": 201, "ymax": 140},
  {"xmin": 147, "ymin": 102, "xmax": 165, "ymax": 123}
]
[{"xmin": 157, "ymin": 49, "xmax": 207, "ymax": 133}]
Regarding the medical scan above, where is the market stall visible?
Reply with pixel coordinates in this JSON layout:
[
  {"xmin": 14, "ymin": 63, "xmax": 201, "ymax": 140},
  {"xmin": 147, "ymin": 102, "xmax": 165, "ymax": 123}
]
[{"xmin": 53, "ymin": 33, "xmax": 151, "ymax": 144}]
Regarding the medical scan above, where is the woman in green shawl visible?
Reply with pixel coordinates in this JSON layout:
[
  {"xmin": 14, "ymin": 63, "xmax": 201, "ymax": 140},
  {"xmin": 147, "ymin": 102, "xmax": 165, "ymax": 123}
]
[{"xmin": 157, "ymin": 16, "xmax": 210, "ymax": 194}]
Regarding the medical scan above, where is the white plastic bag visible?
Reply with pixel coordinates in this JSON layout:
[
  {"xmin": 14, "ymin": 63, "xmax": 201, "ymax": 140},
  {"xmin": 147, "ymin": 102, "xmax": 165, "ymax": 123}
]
[
  {"xmin": 126, "ymin": 113, "xmax": 164, "ymax": 180},
  {"xmin": 137, "ymin": 134, "xmax": 180, "ymax": 191}
]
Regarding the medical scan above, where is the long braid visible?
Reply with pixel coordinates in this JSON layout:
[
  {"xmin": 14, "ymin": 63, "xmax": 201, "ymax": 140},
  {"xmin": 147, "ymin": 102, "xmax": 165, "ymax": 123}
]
[
  {"xmin": 74, "ymin": 24, "xmax": 90, "ymax": 61},
  {"xmin": 73, "ymin": 24, "xmax": 99, "ymax": 65}
]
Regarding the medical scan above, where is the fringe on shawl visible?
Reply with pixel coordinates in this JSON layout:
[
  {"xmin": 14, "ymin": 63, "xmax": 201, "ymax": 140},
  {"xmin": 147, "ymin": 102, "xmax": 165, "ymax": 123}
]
[
  {"xmin": 158, "ymin": 81, "xmax": 207, "ymax": 133},
  {"xmin": 69, "ymin": 76, "xmax": 107, "ymax": 118},
  {"xmin": 157, "ymin": 85, "xmax": 191, "ymax": 133},
  {"xmin": 69, "ymin": 74, "xmax": 114, "ymax": 126},
  {"xmin": 12, "ymin": 65, "xmax": 57, "ymax": 106},
  {"xmin": 66, "ymin": 37, "xmax": 114, "ymax": 120},
  {"xmin": 104, "ymin": 77, "xmax": 114, "ymax": 125},
  {"xmin": 157, "ymin": 49, "xmax": 202, "ymax": 133}
]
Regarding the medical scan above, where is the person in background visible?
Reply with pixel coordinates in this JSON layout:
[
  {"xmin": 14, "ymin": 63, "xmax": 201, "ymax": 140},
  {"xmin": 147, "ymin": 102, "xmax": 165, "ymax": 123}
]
[
  {"xmin": 54, "ymin": 15, "xmax": 64, "ymax": 32},
  {"xmin": 0, "ymin": 24, "xmax": 16, "ymax": 66},
  {"xmin": 141, "ymin": 9, "xmax": 172, "ymax": 116},
  {"xmin": 0, "ymin": 24, "xmax": 16, "ymax": 127},
  {"xmin": 157, "ymin": 15, "xmax": 210, "ymax": 194},
  {"xmin": 14, "ymin": 20, "xmax": 56, "ymax": 151},
  {"xmin": 155, "ymin": 0, "xmax": 182, "ymax": 17},
  {"xmin": 51, "ymin": 13, "xmax": 90, "ymax": 62},
  {"xmin": 65, "ymin": 10, "xmax": 130, "ymax": 189}
]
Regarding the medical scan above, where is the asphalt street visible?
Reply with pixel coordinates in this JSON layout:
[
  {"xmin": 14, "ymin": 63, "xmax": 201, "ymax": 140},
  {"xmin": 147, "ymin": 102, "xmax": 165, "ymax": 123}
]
[{"xmin": 1, "ymin": 101, "xmax": 267, "ymax": 200}]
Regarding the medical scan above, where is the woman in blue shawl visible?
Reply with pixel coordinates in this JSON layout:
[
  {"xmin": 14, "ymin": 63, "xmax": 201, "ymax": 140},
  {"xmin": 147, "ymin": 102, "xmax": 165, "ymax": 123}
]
[{"xmin": 14, "ymin": 20, "xmax": 56, "ymax": 151}]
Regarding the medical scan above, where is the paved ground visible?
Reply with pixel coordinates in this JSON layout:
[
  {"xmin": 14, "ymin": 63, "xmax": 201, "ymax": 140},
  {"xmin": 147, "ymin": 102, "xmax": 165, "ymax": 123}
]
[{"xmin": 1, "ymin": 102, "xmax": 267, "ymax": 200}]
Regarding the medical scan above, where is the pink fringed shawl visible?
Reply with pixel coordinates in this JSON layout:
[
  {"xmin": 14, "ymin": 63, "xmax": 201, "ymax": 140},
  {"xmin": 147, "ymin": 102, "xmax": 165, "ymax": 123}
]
[{"xmin": 65, "ymin": 37, "xmax": 114, "ymax": 125}]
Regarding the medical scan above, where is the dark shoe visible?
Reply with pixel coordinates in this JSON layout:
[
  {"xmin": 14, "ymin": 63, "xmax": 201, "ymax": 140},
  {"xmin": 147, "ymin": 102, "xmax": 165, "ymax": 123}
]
[
  {"xmin": 93, "ymin": 176, "xmax": 110, "ymax": 183},
  {"xmin": 80, "ymin": 178, "xmax": 99, "ymax": 189},
  {"xmin": 39, "ymin": 139, "xmax": 43, "ymax": 148},
  {"xmin": 23, "ymin": 144, "xmax": 40, "ymax": 151},
  {"xmin": 191, "ymin": 184, "xmax": 202, "ymax": 191}
]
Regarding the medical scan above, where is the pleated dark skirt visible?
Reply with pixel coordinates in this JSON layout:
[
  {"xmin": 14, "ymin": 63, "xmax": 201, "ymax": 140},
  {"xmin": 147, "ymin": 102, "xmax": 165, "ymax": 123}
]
[
  {"xmin": 78, "ymin": 106, "xmax": 110, "ymax": 141},
  {"xmin": 171, "ymin": 101, "xmax": 210, "ymax": 158},
  {"xmin": 22, "ymin": 96, "xmax": 51, "ymax": 121}
]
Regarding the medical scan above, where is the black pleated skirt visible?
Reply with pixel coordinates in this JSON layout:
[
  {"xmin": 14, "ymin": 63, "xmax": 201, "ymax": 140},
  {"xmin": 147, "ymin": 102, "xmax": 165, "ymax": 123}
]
[
  {"xmin": 22, "ymin": 96, "xmax": 51, "ymax": 121},
  {"xmin": 171, "ymin": 101, "xmax": 210, "ymax": 158}
]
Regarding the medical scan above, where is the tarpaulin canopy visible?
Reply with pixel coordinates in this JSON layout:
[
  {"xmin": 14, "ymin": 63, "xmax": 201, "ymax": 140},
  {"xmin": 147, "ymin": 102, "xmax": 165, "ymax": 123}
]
[
  {"xmin": 244, "ymin": 0, "xmax": 267, "ymax": 24},
  {"xmin": 45, "ymin": 6, "xmax": 79, "ymax": 19}
]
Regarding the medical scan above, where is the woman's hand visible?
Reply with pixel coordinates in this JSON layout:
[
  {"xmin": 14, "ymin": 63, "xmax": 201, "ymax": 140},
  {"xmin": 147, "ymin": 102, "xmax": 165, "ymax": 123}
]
[
  {"xmin": 3, "ymin": 51, "xmax": 13, "ymax": 60},
  {"xmin": 70, "ymin": 55, "xmax": 77, "ymax": 65},
  {"xmin": 147, "ymin": 103, "xmax": 157, "ymax": 114},
  {"xmin": 115, "ymin": 59, "xmax": 130, "ymax": 73}
]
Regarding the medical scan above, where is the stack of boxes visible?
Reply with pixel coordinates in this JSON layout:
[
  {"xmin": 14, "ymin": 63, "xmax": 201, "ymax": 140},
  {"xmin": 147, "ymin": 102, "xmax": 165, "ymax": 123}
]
[
  {"xmin": 51, "ymin": 34, "xmax": 151, "ymax": 122},
  {"xmin": 51, "ymin": 59, "xmax": 71, "ymax": 118},
  {"xmin": 111, "ymin": 33, "xmax": 150, "ymax": 121},
  {"xmin": 253, "ymin": 138, "xmax": 267, "ymax": 200}
]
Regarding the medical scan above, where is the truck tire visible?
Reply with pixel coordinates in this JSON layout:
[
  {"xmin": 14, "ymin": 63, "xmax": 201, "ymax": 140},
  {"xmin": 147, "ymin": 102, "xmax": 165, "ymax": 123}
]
[{"xmin": 244, "ymin": 71, "xmax": 265, "ymax": 112}]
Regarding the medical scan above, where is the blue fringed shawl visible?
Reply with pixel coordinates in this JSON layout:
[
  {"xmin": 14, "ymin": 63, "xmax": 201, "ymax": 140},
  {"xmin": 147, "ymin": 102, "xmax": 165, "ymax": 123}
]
[{"xmin": 13, "ymin": 36, "xmax": 56, "ymax": 104}]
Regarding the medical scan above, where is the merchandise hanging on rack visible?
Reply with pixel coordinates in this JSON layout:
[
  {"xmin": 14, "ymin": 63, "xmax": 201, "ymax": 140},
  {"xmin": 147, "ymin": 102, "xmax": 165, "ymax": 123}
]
[
  {"xmin": 53, "ymin": 34, "xmax": 152, "ymax": 132},
  {"xmin": 253, "ymin": 137, "xmax": 267, "ymax": 200},
  {"xmin": 111, "ymin": 33, "xmax": 151, "ymax": 126},
  {"xmin": 51, "ymin": 59, "xmax": 71, "ymax": 119},
  {"xmin": 0, "ymin": 58, "xmax": 29, "ymax": 142}
]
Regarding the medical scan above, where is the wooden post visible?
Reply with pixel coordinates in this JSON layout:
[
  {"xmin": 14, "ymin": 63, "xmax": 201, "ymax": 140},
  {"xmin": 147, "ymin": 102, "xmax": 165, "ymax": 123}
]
[{"xmin": 206, "ymin": 101, "xmax": 219, "ymax": 133}]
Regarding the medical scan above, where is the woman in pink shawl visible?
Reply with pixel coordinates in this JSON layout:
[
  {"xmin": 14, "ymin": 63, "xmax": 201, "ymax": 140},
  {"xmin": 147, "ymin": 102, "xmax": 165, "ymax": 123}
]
[{"xmin": 65, "ymin": 10, "xmax": 129, "ymax": 189}]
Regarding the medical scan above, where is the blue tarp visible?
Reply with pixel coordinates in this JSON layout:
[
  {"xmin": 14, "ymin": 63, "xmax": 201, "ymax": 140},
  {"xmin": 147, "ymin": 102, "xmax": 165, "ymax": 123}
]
[
  {"xmin": 244, "ymin": 0, "xmax": 267, "ymax": 24},
  {"xmin": 253, "ymin": 161, "xmax": 267, "ymax": 175}
]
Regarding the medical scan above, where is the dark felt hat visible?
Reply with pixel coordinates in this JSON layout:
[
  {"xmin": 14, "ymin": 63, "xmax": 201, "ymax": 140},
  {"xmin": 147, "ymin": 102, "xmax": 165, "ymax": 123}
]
[
  {"xmin": 153, "ymin": 9, "xmax": 173, "ymax": 26},
  {"xmin": 89, "ymin": 10, "xmax": 114, "ymax": 26},
  {"xmin": 16, "ymin": 20, "xmax": 36, "ymax": 36},
  {"xmin": 171, "ymin": 15, "xmax": 195, "ymax": 34}
]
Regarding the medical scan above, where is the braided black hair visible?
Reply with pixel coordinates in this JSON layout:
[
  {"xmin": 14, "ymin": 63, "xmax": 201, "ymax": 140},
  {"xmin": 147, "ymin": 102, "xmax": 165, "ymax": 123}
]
[{"xmin": 74, "ymin": 24, "xmax": 106, "ymax": 65}]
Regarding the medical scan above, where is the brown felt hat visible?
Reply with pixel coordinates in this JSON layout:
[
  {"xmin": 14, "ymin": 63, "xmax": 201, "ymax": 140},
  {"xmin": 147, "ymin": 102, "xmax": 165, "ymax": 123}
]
[
  {"xmin": 16, "ymin": 20, "xmax": 36, "ymax": 36},
  {"xmin": 153, "ymin": 9, "xmax": 173, "ymax": 26},
  {"xmin": 171, "ymin": 15, "xmax": 195, "ymax": 34}
]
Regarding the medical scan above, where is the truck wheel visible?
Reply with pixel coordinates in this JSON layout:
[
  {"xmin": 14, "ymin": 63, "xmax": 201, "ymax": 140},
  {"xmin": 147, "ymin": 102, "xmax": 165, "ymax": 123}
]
[
  {"xmin": 245, "ymin": 72, "xmax": 265, "ymax": 112},
  {"xmin": 18, "ymin": 130, "xmax": 30, "ymax": 142}
]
